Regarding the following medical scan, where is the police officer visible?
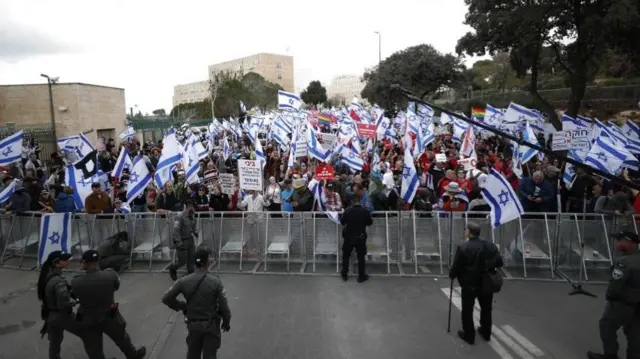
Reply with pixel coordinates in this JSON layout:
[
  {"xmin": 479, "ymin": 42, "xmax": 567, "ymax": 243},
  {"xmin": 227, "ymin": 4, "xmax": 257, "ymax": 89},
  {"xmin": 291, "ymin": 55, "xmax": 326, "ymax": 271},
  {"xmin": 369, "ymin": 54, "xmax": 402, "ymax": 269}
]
[
  {"xmin": 449, "ymin": 222, "xmax": 503, "ymax": 345},
  {"xmin": 340, "ymin": 193, "xmax": 373, "ymax": 283},
  {"xmin": 169, "ymin": 200, "xmax": 198, "ymax": 280},
  {"xmin": 71, "ymin": 250, "xmax": 146, "ymax": 359},
  {"xmin": 97, "ymin": 231, "xmax": 130, "ymax": 272},
  {"xmin": 162, "ymin": 249, "xmax": 231, "ymax": 359},
  {"xmin": 588, "ymin": 231, "xmax": 640, "ymax": 359},
  {"xmin": 37, "ymin": 250, "xmax": 88, "ymax": 359}
]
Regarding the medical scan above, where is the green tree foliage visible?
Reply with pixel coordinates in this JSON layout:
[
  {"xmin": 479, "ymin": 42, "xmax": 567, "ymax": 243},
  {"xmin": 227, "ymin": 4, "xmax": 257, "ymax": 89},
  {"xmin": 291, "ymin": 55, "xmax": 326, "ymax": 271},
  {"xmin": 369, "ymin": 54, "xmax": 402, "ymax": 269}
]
[
  {"xmin": 169, "ymin": 71, "xmax": 283, "ymax": 119},
  {"xmin": 300, "ymin": 81, "xmax": 328, "ymax": 106},
  {"xmin": 457, "ymin": 0, "xmax": 640, "ymax": 129},
  {"xmin": 360, "ymin": 44, "xmax": 466, "ymax": 108}
]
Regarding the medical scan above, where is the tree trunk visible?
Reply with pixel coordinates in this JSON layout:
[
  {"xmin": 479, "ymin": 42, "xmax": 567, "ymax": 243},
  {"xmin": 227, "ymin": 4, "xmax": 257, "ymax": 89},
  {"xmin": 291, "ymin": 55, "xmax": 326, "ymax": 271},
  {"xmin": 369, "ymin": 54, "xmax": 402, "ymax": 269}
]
[
  {"xmin": 529, "ymin": 57, "xmax": 561, "ymax": 130},
  {"xmin": 565, "ymin": 64, "xmax": 587, "ymax": 119}
]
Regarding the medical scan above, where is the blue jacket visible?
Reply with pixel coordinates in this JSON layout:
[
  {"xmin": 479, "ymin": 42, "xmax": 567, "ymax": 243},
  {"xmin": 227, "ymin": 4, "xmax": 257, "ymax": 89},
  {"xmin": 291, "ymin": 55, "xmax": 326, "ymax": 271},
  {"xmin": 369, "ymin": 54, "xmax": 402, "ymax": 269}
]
[
  {"xmin": 518, "ymin": 177, "xmax": 554, "ymax": 212},
  {"xmin": 55, "ymin": 193, "xmax": 77, "ymax": 213}
]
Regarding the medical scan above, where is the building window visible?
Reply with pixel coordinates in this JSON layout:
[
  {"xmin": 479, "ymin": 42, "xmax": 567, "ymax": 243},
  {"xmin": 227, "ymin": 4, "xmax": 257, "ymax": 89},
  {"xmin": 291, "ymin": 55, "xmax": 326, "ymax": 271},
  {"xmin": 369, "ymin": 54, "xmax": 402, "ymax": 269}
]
[
  {"xmin": 277, "ymin": 74, "xmax": 282, "ymax": 79},
  {"xmin": 276, "ymin": 61, "xmax": 282, "ymax": 69}
]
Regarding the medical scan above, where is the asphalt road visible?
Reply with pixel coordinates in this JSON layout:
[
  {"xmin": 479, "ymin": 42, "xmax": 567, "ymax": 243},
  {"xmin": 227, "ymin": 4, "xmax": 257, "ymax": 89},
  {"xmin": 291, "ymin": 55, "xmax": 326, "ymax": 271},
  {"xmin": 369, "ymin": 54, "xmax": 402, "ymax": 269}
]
[{"xmin": 0, "ymin": 268, "xmax": 616, "ymax": 359}]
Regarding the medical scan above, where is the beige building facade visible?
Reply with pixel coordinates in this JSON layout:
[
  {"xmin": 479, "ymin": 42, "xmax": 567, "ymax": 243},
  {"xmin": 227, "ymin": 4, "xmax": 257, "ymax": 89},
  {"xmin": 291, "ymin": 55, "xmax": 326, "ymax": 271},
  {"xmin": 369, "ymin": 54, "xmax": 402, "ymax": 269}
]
[
  {"xmin": 327, "ymin": 75, "xmax": 366, "ymax": 104},
  {"xmin": 0, "ymin": 83, "xmax": 126, "ymax": 144},
  {"xmin": 208, "ymin": 53, "xmax": 294, "ymax": 93},
  {"xmin": 172, "ymin": 80, "xmax": 211, "ymax": 107}
]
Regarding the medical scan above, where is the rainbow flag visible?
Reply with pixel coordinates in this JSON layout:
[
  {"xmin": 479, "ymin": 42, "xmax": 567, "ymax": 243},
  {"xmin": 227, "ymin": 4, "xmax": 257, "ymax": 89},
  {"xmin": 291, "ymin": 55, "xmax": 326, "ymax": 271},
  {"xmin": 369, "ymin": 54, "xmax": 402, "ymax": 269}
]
[
  {"xmin": 317, "ymin": 113, "xmax": 336, "ymax": 126},
  {"xmin": 471, "ymin": 106, "xmax": 485, "ymax": 120}
]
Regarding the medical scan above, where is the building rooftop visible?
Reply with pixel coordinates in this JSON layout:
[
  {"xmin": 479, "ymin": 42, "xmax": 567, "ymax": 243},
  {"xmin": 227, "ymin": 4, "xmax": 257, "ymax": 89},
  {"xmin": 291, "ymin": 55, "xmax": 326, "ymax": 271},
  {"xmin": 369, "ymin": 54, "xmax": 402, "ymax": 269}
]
[{"xmin": 0, "ymin": 82, "xmax": 124, "ymax": 91}]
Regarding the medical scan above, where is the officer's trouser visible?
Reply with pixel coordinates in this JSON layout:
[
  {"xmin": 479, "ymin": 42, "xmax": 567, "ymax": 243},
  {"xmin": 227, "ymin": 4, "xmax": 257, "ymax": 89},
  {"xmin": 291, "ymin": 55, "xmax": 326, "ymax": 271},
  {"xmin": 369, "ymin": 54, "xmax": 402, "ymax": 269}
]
[
  {"xmin": 172, "ymin": 239, "xmax": 196, "ymax": 274},
  {"xmin": 341, "ymin": 235, "xmax": 367, "ymax": 277},
  {"xmin": 47, "ymin": 312, "xmax": 88, "ymax": 359},
  {"xmin": 82, "ymin": 311, "xmax": 138, "ymax": 359},
  {"xmin": 99, "ymin": 254, "xmax": 129, "ymax": 272},
  {"xmin": 186, "ymin": 319, "xmax": 221, "ymax": 359},
  {"xmin": 599, "ymin": 301, "xmax": 640, "ymax": 358}
]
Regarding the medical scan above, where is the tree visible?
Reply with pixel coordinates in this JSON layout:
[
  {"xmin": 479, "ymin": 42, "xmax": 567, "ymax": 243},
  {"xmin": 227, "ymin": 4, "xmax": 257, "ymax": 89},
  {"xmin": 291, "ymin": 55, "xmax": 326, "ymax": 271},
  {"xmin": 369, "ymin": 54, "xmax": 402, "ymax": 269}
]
[
  {"xmin": 300, "ymin": 81, "xmax": 327, "ymax": 106},
  {"xmin": 457, "ymin": 0, "xmax": 640, "ymax": 129},
  {"xmin": 360, "ymin": 44, "xmax": 466, "ymax": 108},
  {"xmin": 242, "ymin": 72, "xmax": 283, "ymax": 112},
  {"xmin": 152, "ymin": 109, "xmax": 166, "ymax": 116}
]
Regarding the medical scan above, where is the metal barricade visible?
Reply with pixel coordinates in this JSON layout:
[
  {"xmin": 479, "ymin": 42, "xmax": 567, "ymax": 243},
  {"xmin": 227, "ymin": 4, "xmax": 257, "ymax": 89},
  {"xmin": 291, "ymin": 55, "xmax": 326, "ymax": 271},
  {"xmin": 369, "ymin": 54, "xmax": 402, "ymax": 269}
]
[
  {"xmin": 217, "ymin": 212, "xmax": 263, "ymax": 272},
  {"xmin": 1, "ymin": 213, "xmax": 40, "ymax": 269},
  {"xmin": 407, "ymin": 211, "xmax": 443, "ymax": 275},
  {"xmin": 310, "ymin": 212, "xmax": 340, "ymax": 273},
  {"xmin": 262, "ymin": 212, "xmax": 303, "ymax": 273}
]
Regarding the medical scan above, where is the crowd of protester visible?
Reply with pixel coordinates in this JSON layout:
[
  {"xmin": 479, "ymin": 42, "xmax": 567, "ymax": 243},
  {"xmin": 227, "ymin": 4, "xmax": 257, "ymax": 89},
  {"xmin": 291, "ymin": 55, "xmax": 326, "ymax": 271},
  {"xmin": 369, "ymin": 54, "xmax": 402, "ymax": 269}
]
[{"xmin": 1, "ymin": 124, "xmax": 639, "ymax": 220}]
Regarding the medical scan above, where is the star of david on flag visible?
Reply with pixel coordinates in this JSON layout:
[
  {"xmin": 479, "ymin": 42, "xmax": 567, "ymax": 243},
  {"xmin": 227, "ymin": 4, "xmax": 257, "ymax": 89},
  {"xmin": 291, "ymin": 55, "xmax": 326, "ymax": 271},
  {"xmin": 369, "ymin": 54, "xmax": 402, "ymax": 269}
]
[
  {"xmin": 38, "ymin": 213, "xmax": 72, "ymax": 266},
  {"xmin": 481, "ymin": 169, "xmax": 524, "ymax": 228}
]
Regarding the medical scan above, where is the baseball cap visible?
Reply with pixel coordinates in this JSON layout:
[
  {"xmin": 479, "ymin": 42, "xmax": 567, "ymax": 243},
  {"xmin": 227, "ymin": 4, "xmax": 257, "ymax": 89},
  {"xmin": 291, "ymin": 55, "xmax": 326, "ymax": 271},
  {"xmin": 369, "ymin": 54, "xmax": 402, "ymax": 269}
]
[
  {"xmin": 614, "ymin": 231, "xmax": 640, "ymax": 243},
  {"xmin": 47, "ymin": 250, "xmax": 72, "ymax": 263},
  {"xmin": 194, "ymin": 249, "xmax": 209, "ymax": 265},
  {"xmin": 82, "ymin": 250, "xmax": 100, "ymax": 262}
]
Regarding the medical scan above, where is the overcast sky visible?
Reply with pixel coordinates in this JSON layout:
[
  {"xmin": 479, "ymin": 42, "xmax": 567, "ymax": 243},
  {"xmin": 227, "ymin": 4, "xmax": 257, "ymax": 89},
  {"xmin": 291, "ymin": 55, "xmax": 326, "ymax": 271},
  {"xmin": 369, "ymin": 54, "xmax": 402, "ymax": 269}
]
[{"xmin": 0, "ymin": 0, "xmax": 477, "ymax": 114}]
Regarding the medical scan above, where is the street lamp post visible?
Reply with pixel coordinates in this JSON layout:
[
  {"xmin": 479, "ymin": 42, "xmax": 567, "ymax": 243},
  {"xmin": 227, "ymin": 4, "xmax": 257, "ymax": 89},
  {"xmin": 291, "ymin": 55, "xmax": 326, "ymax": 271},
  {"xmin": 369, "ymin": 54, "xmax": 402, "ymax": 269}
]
[
  {"xmin": 374, "ymin": 31, "xmax": 381, "ymax": 64},
  {"xmin": 40, "ymin": 74, "xmax": 58, "ymax": 140}
]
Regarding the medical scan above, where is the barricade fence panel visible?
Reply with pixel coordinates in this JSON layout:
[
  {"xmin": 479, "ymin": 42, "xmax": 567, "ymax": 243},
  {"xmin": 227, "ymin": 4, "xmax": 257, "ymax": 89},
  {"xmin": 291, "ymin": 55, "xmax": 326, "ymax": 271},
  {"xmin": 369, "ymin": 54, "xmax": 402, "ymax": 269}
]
[{"xmin": 0, "ymin": 211, "xmax": 633, "ymax": 280}]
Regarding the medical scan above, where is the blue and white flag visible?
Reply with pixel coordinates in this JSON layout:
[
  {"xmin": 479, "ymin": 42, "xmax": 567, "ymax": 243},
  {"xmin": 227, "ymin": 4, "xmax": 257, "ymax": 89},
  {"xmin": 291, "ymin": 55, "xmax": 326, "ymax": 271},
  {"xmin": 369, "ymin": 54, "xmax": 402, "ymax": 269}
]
[
  {"xmin": 56, "ymin": 133, "xmax": 94, "ymax": 162},
  {"xmin": 338, "ymin": 144, "xmax": 364, "ymax": 171},
  {"xmin": 401, "ymin": 146, "xmax": 419, "ymax": 204},
  {"xmin": 38, "ymin": 213, "xmax": 72, "ymax": 266},
  {"xmin": 518, "ymin": 121, "xmax": 540, "ymax": 164},
  {"xmin": 481, "ymin": 169, "xmax": 524, "ymax": 228},
  {"xmin": 112, "ymin": 147, "xmax": 133, "ymax": 180},
  {"xmin": 126, "ymin": 154, "xmax": 153, "ymax": 204},
  {"xmin": 306, "ymin": 125, "xmax": 332, "ymax": 162},
  {"xmin": 0, "ymin": 131, "xmax": 24, "ymax": 166},
  {"xmin": 253, "ymin": 128, "xmax": 266, "ymax": 170},
  {"xmin": 0, "ymin": 179, "xmax": 16, "ymax": 204},
  {"xmin": 239, "ymin": 100, "xmax": 246, "ymax": 113},
  {"xmin": 287, "ymin": 129, "xmax": 299, "ymax": 169},
  {"xmin": 118, "ymin": 126, "xmax": 136, "ymax": 141},
  {"xmin": 181, "ymin": 140, "xmax": 200, "ymax": 184},
  {"xmin": 118, "ymin": 203, "xmax": 131, "ymax": 213},
  {"xmin": 278, "ymin": 90, "xmax": 302, "ymax": 111},
  {"xmin": 154, "ymin": 132, "xmax": 183, "ymax": 189},
  {"xmin": 222, "ymin": 136, "xmax": 231, "ymax": 161},
  {"xmin": 308, "ymin": 179, "xmax": 340, "ymax": 224},
  {"xmin": 585, "ymin": 137, "xmax": 626, "ymax": 175}
]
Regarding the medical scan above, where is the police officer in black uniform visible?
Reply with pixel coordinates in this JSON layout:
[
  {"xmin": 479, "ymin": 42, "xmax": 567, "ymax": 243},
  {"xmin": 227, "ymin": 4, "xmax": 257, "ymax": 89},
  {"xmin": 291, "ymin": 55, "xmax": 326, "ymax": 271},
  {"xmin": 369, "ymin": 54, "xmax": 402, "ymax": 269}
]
[
  {"xmin": 449, "ymin": 222, "xmax": 503, "ymax": 345},
  {"xmin": 37, "ymin": 250, "xmax": 88, "ymax": 359},
  {"xmin": 97, "ymin": 231, "xmax": 130, "ymax": 272},
  {"xmin": 71, "ymin": 250, "xmax": 146, "ymax": 359},
  {"xmin": 162, "ymin": 249, "xmax": 231, "ymax": 359},
  {"xmin": 588, "ymin": 231, "xmax": 640, "ymax": 359},
  {"xmin": 340, "ymin": 194, "xmax": 373, "ymax": 283},
  {"xmin": 169, "ymin": 200, "xmax": 198, "ymax": 280}
]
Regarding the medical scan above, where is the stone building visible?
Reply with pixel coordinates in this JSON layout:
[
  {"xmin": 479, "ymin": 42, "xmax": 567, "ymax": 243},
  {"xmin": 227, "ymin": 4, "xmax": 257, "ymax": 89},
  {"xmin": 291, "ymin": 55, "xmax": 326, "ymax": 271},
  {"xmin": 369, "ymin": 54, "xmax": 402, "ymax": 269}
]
[
  {"xmin": 0, "ymin": 83, "xmax": 126, "ymax": 145},
  {"xmin": 208, "ymin": 53, "xmax": 294, "ymax": 93},
  {"xmin": 172, "ymin": 80, "xmax": 211, "ymax": 108}
]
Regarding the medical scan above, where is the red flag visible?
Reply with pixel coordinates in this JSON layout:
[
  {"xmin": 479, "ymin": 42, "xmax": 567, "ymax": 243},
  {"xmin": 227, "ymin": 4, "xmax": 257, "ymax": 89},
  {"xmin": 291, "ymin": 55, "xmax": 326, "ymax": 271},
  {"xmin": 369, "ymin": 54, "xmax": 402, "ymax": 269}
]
[{"xmin": 349, "ymin": 110, "xmax": 361, "ymax": 122}]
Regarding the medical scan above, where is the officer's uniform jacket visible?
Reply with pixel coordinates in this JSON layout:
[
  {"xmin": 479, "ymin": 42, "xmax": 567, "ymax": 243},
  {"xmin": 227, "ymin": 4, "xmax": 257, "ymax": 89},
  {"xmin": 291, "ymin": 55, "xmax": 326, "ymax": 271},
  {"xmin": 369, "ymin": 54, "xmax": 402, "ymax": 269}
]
[
  {"xmin": 607, "ymin": 249, "xmax": 640, "ymax": 305},
  {"xmin": 174, "ymin": 212, "xmax": 197, "ymax": 242},
  {"xmin": 162, "ymin": 270, "xmax": 231, "ymax": 328},
  {"xmin": 71, "ymin": 268, "xmax": 120, "ymax": 321},
  {"xmin": 44, "ymin": 269, "xmax": 75, "ymax": 317}
]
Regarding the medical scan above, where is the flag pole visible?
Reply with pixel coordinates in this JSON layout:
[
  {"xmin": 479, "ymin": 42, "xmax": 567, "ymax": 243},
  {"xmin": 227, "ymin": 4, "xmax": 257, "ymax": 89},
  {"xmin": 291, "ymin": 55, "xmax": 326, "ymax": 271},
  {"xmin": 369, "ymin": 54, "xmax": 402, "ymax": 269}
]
[{"xmin": 390, "ymin": 85, "xmax": 640, "ymax": 191}]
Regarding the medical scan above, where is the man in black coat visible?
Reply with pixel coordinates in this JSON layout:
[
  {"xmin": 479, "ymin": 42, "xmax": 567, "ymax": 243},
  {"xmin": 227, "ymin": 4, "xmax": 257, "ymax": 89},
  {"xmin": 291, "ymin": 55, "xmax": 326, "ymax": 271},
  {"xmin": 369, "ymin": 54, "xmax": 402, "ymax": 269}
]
[
  {"xmin": 340, "ymin": 194, "xmax": 373, "ymax": 283},
  {"xmin": 449, "ymin": 222, "xmax": 503, "ymax": 345}
]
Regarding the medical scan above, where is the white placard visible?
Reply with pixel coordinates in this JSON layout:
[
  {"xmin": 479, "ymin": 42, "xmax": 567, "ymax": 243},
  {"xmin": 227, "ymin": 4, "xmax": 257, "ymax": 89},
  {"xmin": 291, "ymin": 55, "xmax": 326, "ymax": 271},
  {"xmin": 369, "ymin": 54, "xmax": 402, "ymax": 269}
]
[
  {"xmin": 295, "ymin": 140, "xmax": 308, "ymax": 158},
  {"xmin": 458, "ymin": 158, "xmax": 477, "ymax": 171},
  {"xmin": 317, "ymin": 133, "xmax": 337, "ymax": 150},
  {"xmin": 237, "ymin": 160, "xmax": 263, "ymax": 191},
  {"xmin": 218, "ymin": 173, "xmax": 235, "ymax": 195},
  {"xmin": 551, "ymin": 129, "xmax": 591, "ymax": 151},
  {"xmin": 436, "ymin": 153, "xmax": 447, "ymax": 163}
]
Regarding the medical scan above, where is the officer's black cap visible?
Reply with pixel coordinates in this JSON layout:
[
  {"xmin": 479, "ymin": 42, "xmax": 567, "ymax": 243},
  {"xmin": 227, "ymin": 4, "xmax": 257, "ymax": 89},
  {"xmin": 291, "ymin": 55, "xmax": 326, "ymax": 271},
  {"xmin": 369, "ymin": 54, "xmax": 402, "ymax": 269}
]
[
  {"xmin": 194, "ymin": 249, "xmax": 209, "ymax": 265},
  {"xmin": 82, "ymin": 250, "xmax": 100, "ymax": 262},
  {"xmin": 614, "ymin": 231, "xmax": 640, "ymax": 243},
  {"xmin": 47, "ymin": 250, "xmax": 72, "ymax": 263}
]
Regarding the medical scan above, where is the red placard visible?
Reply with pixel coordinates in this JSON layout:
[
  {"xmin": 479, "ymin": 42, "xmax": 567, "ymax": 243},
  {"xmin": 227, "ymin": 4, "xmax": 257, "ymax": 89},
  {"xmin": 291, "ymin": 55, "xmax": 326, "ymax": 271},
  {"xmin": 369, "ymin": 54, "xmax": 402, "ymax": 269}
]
[
  {"xmin": 357, "ymin": 124, "xmax": 376, "ymax": 139},
  {"xmin": 315, "ymin": 164, "xmax": 335, "ymax": 180}
]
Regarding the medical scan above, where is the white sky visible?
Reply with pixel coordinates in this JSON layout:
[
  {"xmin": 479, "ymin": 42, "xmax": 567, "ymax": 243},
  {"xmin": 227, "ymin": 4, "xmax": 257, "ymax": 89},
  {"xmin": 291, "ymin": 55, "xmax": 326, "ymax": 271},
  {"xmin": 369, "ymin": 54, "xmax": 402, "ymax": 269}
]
[{"xmin": 0, "ymin": 0, "xmax": 478, "ymax": 115}]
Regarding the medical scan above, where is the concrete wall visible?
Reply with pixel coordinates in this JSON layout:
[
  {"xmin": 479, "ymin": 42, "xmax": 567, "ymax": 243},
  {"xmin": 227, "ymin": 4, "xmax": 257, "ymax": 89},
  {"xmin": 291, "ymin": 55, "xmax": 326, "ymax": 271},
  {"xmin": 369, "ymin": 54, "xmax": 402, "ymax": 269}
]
[{"xmin": 0, "ymin": 83, "xmax": 126, "ymax": 143}]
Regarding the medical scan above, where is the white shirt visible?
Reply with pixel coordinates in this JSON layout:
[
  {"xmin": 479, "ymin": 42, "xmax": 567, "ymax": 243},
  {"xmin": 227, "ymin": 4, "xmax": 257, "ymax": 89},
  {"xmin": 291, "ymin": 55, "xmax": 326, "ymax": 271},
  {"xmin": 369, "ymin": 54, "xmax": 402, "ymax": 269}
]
[
  {"xmin": 266, "ymin": 184, "xmax": 282, "ymax": 204},
  {"xmin": 238, "ymin": 193, "xmax": 267, "ymax": 212}
]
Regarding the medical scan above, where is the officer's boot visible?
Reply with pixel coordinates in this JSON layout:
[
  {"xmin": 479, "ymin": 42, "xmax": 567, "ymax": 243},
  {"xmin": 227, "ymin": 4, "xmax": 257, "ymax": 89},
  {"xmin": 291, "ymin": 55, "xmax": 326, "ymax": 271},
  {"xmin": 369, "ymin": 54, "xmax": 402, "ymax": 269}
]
[
  {"xmin": 586, "ymin": 351, "xmax": 619, "ymax": 359},
  {"xmin": 169, "ymin": 265, "xmax": 177, "ymax": 281},
  {"xmin": 128, "ymin": 346, "xmax": 146, "ymax": 359}
]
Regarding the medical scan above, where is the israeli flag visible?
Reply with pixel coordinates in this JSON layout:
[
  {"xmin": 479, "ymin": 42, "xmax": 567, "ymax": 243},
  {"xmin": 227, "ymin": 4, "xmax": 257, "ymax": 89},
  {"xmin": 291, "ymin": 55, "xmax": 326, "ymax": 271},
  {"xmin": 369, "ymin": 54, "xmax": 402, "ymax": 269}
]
[
  {"xmin": 338, "ymin": 144, "xmax": 364, "ymax": 171},
  {"xmin": 0, "ymin": 179, "xmax": 16, "ymax": 203},
  {"xmin": 278, "ymin": 90, "xmax": 302, "ymax": 111},
  {"xmin": 518, "ymin": 121, "xmax": 540, "ymax": 164},
  {"xmin": 239, "ymin": 100, "xmax": 247, "ymax": 114},
  {"xmin": 306, "ymin": 125, "xmax": 332, "ymax": 163},
  {"xmin": 118, "ymin": 126, "xmax": 136, "ymax": 141},
  {"xmin": 57, "ymin": 133, "xmax": 94, "ymax": 162},
  {"xmin": 222, "ymin": 136, "xmax": 231, "ymax": 161},
  {"xmin": 585, "ymin": 137, "xmax": 626, "ymax": 175},
  {"xmin": 181, "ymin": 140, "xmax": 200, "ymax": 184},
  {"xmin": 460, "ymin": 126, "xmax": 477, "ymax": 159},
  {"xmin": 154, "ymin": 132, "xmax": 183, "ymax": 189},
  {"xmin": 401, "ymin": 146, "xmax": 419, "ymax": 204},
  {"xmin": 112, "ymin": 147, "xmax": 133, "ymax": 180},
  {"xmin": 481, "ymin": 169, "xmax": 524, "ymax": 228},
  {"xmin": 126, "ymin": 154, "xmax": 153, "ymax": 204},
  {"xmin": 308, "ymin": 179, "xmax": 340, "ymax": 224},
  {"xmin": 253, "ymin": 128, "xmax": 266, "ymax": 170},
  {"xmin": 0, "ymin": 131, "xmax": 24, "ymax": 166},
  {"xmin": 188, "ymin": 134, "xmax": 208, "ymax": 160},
  {"xmin": 38, "ymin": 213, "xmax": 72, "ymax": 266},
  {"xmin": 118, "ymin": 204, "xmax": 131, "ymax": 214},
  {"xmin": 287, "ymin": 129, "xmax": 299, "ymax": 169}
]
